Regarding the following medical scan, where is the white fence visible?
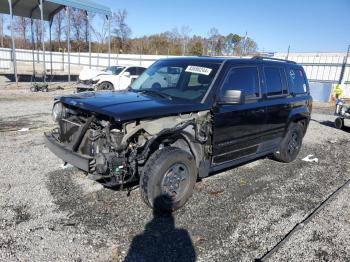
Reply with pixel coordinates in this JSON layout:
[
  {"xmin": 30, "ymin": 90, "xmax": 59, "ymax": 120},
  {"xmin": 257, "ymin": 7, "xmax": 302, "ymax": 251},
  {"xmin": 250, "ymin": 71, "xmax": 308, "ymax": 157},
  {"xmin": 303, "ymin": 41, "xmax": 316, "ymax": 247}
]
[
  {"xmin": 1, "ymin": 48, "xmax": 349, "ymax": 100},
  {"xmin": 1, "ymin": 48, "xmax": 349, "ymax": 82},
  {"xmin": 0, "ymin": 47, "xmax": 172, "ymax": 73}
]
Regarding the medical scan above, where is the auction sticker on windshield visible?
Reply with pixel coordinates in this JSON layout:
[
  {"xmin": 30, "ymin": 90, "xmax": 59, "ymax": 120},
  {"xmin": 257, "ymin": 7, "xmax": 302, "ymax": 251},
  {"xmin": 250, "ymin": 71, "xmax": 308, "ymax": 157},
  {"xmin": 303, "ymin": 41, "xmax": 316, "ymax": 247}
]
[{"xmin": 185, "ymin": 66, "xmax": 212, "ymax": 75}]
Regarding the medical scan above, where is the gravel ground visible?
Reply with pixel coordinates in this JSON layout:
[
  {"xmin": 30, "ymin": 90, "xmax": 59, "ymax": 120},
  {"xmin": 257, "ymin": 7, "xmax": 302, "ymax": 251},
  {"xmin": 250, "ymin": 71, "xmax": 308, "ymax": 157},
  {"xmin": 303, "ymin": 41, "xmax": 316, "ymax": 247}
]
[{"xmin": 1, "ymin": 81, "xmax": 350, "ymax": 261}]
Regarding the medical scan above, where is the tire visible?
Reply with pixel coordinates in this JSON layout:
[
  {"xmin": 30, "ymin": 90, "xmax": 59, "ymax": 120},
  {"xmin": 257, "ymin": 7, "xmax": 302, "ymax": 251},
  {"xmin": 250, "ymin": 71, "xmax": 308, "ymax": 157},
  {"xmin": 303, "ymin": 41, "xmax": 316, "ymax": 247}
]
[
  {"xmin": 335, "ymin": 117, "xmax": 344, "ymax": 129},
  {"xmin": 273, "ymin": 122, "xmax": 303, "ymax": 163},
  {"xmin": 97, "ymin": 82, "xmax": 114, "ymax": 91},
  {"xmin": 30, "ymin": 86, "xmax": 37, "ymax": 92},
  {"xmin": 42, "ymin": 87, "xmax": 49, "ymax": 92},
  {"xmin": 151, "ymin": 82, "xmax": 161, "ymax": 90},
  {"xmin": 140, "ymin": 147, "xmax": 197, "ymax": 212}
]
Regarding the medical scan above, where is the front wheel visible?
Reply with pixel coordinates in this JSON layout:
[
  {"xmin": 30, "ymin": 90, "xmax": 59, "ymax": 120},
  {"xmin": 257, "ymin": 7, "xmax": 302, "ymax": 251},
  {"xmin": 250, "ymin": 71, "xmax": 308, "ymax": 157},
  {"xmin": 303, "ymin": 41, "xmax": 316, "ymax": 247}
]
[
  {"xmin": 97, "ymin": 82, "xmax": 114, "ymax": 91},
  {"xmin": 273, "ymin": 123, "xmax": 303, "ymax": 163},
  {"xmin": 140, "ymin": 147, "xmax": 197, "ymax": 212}
]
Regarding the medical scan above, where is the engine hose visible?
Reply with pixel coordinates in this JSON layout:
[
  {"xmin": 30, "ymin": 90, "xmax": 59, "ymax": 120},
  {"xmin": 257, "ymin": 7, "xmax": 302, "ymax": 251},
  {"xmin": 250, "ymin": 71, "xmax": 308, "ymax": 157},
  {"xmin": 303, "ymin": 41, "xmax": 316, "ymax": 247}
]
[
  {"xmin": 72, "ymin": 116, "xmax": 95, "ymax": 152},
  {"xmin": 104, "ymin": 123, "xmax": 126, "ymax": 151}
]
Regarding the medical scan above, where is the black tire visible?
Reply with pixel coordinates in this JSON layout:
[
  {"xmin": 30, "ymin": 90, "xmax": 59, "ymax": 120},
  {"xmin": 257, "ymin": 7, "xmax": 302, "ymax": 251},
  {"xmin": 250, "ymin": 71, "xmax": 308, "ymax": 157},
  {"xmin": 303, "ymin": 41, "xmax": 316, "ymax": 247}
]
[
  {"xmin": 335, "ymin": 117, "xmax": 344, "ymax": 129},
  {"xmin": 30, "ymin": 86, "xmax": 37, "ymax": 92},
  {"xmin": 42, "ymin": 87, "xmax": 49, "ymax": 92},
  {"xmin": 140, "ymin": 147, "xmax": 197, "ymax": 212},
  {"xmin": 273, "ymin": 123, "xmax": 303, "ymax": 163},
  {"xmin": 151, "ymin": 82, "xmax": 161, "ymax": 90},
  {"xmin": 97, "ymin": 82, "xmax": 114, "ymax": 91}
]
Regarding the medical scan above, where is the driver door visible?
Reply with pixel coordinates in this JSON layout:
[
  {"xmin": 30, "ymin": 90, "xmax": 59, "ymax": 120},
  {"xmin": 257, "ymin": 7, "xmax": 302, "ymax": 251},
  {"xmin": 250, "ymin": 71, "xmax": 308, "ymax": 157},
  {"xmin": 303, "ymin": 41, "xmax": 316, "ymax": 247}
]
[
  {"xmin": 119, "ymin": 67, "xmax": 138, "ymax": 90},
  {"xmin": 212, "ymin": 65, "xmax": 267, "ymax": 165}
]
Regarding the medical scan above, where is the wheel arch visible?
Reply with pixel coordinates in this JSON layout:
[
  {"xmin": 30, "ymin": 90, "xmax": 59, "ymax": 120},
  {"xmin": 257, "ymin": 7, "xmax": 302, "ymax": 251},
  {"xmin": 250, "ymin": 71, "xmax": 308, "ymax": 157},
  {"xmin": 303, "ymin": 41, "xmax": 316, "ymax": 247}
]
[{"xmin": 287, "ymin": 107, "xmax": 311, "ymax": 135}]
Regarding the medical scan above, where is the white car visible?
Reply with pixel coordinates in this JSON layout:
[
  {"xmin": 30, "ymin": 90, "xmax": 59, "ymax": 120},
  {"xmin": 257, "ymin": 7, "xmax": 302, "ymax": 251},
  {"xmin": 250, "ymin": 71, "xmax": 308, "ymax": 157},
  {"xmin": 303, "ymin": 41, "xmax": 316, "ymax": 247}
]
[{"xmin": 77, "ymin": 66, "xmax": 146, "ymax": 92}]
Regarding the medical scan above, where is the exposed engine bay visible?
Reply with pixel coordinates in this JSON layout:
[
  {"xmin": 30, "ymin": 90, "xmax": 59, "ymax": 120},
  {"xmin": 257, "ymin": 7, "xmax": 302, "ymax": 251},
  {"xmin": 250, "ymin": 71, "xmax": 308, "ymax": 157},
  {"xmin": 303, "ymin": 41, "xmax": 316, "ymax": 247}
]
[{"xmin": 48, "ymin": 102, "xmax": 212, "ymax": 187}]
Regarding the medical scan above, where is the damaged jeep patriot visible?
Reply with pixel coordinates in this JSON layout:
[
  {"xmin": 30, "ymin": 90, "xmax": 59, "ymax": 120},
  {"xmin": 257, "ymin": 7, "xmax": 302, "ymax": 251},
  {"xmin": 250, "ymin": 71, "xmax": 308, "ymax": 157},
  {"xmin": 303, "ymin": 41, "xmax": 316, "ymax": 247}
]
[{"xmin": 45, "ymin": 57, "xmax": 312, "ymax": 211}]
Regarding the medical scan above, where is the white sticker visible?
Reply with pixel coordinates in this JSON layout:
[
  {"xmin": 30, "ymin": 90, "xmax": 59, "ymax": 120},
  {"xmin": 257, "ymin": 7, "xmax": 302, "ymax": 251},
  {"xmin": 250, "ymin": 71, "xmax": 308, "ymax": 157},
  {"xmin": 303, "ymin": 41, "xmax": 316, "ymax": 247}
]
[
  {"xmin": 289, "ymin": 70, "xmax": 296, "ymax": 80},
  {"xmin": 185, "ymin": 66, "xmax": 212, "ymax": 76}
]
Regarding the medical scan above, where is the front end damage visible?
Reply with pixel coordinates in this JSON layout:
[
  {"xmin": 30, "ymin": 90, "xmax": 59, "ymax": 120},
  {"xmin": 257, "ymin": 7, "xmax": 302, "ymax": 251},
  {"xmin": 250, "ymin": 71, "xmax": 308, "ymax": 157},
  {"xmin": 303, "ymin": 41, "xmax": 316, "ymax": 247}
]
[{"xmin": 44, "ymin": 103, "xmax": 212, "ymax": 187}]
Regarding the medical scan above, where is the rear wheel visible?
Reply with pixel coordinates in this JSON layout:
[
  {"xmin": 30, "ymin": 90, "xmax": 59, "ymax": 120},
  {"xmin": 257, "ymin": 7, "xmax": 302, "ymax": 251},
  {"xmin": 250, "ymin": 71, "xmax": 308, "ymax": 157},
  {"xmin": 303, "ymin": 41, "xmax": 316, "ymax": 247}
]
[
  {"xmin": 335, "ymin": 117, "xmax": 344, "ymax": 129},
  {"xmin": 140, "ymin": 147, "xmax": 197, "ymax": 212},
  {"xmin": 273, "ymin": 122, "xmax": 303, "ymax": 163}
]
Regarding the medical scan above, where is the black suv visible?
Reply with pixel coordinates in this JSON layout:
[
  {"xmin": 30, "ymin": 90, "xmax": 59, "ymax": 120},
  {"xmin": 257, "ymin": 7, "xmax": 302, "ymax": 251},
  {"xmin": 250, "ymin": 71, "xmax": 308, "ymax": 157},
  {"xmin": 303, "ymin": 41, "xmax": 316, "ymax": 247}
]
[{"xmin": 45, "ymin": 57, "xmax": 312, "ymax": 211}]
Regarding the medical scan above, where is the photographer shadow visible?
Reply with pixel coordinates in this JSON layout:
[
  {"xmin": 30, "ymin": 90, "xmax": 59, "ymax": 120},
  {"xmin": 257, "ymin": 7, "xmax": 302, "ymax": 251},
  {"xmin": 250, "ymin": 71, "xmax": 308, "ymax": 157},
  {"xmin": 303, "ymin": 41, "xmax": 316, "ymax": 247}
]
[{"xmin": 124, "ymin": 196, "xmax": 196, "ymax": 262}]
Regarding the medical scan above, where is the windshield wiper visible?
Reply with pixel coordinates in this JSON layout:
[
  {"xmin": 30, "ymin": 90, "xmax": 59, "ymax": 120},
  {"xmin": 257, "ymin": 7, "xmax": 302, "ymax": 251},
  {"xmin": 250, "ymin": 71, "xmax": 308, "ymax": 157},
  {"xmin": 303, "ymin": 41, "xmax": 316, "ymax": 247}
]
[{"xmin": 138, "ymin": 89, "xmax": 173, "ymax": 101}]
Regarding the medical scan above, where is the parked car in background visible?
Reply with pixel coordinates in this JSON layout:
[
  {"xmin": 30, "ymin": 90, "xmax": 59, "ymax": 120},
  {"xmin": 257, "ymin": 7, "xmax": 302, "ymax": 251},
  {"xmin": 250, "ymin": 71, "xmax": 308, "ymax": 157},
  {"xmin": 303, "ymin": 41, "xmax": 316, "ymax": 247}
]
[{"xmin": 77, "ymin": 65, "xmax": 146, "ymax": 92}]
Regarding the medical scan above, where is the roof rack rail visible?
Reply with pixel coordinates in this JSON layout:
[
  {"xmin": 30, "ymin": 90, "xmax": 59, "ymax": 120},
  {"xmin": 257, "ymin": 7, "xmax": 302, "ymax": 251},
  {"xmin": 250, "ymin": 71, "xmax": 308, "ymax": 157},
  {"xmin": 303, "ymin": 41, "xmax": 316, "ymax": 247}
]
[{"xmin": 252, "ymin": 56, "xmax": 297, "ymax": 64}]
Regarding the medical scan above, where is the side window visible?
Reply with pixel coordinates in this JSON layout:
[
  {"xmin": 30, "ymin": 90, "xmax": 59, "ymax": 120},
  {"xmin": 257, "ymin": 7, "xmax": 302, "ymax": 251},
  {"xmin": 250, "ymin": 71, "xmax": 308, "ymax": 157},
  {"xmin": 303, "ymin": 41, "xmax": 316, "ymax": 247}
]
[
  {"xmin": 264, "ymin": 67, "xmax": 287, "ymax": 96},
  {"xmin": 288, "ymin": 68, "xmax": 307, "ymax": 94},
  {"xmin": 221, "ymin": 66, "xmax": 260, "ymax": 98},
  {"xmin": 126, "ymin": 67, "xmax": 137, "ymax": 75},
  {"xmin": 137, "ymin": 67, "xmax": 146, "ymax": 75}
]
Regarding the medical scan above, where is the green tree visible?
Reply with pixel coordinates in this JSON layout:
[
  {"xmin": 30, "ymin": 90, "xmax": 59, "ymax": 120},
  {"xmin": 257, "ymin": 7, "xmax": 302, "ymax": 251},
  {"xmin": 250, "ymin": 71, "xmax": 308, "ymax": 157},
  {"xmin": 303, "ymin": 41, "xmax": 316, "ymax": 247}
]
[{"xmin": 188, "ymin": 36, "xmax": 204, "ymax": 56}]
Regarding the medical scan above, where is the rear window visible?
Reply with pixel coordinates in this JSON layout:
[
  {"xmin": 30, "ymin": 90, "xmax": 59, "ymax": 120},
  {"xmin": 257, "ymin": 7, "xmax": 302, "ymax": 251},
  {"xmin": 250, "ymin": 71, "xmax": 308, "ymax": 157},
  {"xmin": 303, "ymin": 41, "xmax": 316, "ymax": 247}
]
[
  {"xmin": 264, "ymin": 67, "xmax": 288, "ymax": 96},
  {"xmin": 288, "ymin": 68, "xmax": 307, "ymax": 94}
]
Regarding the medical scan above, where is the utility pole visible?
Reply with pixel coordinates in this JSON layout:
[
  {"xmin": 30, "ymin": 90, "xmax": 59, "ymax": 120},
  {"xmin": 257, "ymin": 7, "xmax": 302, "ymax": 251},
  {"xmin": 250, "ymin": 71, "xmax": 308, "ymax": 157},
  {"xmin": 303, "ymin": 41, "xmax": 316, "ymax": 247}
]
[
  {"xmin": 0, "ymin": 14, "xmax": 3, "ymax": 47},
  {"xmin": 241, "ymin": 31, "xmax": 247, "ymax": 57},
  {"xmin": 286, "ymin": 45, "xmax": 291, "ymax": 60},
  {"xmin": 339, "ymin": 44, "xmax": 350, "ymax": 84}
]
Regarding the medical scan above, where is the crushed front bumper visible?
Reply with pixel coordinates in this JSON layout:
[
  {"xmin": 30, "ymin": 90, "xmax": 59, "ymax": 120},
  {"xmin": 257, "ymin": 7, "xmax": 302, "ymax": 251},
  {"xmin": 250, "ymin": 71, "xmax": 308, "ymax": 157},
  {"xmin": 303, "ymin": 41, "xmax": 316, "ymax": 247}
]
[
  {"xmin": 76, "ymin": 83, "xmax": 95, "ymax": 93},
  {"xmin": 44, "ymin": 132, "xmax": 93, "ymax": 172}
]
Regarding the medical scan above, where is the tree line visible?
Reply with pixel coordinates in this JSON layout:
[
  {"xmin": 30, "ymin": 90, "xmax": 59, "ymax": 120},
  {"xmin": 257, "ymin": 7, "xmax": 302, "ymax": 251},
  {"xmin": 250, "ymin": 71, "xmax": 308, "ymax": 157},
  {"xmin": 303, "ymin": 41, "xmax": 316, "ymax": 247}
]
[{"xmin": 0, "ymin": 9, "xmax": 258, "ymax": 56}]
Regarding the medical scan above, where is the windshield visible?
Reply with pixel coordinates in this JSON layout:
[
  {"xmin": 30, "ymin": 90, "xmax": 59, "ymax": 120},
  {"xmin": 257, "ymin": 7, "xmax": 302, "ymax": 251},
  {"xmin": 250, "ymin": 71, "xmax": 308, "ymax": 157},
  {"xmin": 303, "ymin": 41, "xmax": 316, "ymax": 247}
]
[
  {"xmin": 130, "ymin": 60, "xmax": 221, "ymax": 102},
  {"xmin": 104, "ymin": 66, "xmax": 125, "ymax": 75}
]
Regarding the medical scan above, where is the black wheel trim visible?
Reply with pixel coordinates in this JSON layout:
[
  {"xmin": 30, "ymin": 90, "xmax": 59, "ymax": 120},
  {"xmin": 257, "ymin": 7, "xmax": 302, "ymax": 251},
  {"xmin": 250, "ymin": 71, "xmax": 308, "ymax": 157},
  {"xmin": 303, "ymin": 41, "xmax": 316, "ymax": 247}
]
[
  {"xmin": 160, "ymin": 162, "xmax": 191, "ymax": 203},
  {"xmin": 99, "ymin": 82, "xmax": 113, "ymax": 90},
  {"xmin": 287, "ymin": 131, "xmax": 300, "ymax": 155}
]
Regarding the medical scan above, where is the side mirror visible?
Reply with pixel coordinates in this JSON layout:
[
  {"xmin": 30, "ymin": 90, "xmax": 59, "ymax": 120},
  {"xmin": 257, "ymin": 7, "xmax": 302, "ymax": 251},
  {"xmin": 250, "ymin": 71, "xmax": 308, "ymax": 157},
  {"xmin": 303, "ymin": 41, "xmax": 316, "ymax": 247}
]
[
  {"xmin": 123, "ymin": 72, "xmax": 131, "ymax": 77},
  {"xmin": 218, "ymin": 90, "xmax": 245, "ymax": 105}
]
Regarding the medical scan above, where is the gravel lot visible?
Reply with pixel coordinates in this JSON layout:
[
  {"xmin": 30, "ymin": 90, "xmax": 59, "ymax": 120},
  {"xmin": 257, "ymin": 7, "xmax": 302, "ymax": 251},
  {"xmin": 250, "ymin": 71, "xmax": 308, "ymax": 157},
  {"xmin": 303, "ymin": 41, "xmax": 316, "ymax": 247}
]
[{"xmin": 1, "ymin": 80, "xmax": 350, "ymax": 261}]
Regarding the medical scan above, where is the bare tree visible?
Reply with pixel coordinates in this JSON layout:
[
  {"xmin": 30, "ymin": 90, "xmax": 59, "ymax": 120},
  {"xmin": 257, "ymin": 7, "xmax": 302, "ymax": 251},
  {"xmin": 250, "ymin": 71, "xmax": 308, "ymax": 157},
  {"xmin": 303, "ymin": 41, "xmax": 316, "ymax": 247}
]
[
  {"xmin": 112, "ymin": 9, "xmax": 131, "ymax": 53},
  {"xmin": 53, "ymin": 10, "xmax": 65, "ymax": 50},
  {"xmin": 207, "ymin": 27, "xmax": 220, "ymax": 56},
  {"xmin": 34, "ymin": 19, "xmax": 43, "ymax": 49},
  {"xmin": 180, "ymin": 25, "xmax": 191, "ymax": 55},
  {"xmin": 91, "ymin": 15, "xmax": 109, "ymax": 52},
  {"xmin": 70, "ymin": 8, "xmax": 85, "ymax": 51},
  {"xmin": 14, "ymin": 16, "xmax": 30, "ymax": 48}
]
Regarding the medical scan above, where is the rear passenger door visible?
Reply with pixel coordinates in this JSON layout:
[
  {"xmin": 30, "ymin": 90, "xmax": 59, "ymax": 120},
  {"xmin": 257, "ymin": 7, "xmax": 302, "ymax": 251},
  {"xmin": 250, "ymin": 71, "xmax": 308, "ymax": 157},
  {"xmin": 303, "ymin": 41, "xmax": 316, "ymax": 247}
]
[
  {"xmin": 263, "ymin": 66, "xmax": 292, "ymax": 139},
  {"xmin": 212, "ymin": 65, "xmax": 267, "ymax": 165}
]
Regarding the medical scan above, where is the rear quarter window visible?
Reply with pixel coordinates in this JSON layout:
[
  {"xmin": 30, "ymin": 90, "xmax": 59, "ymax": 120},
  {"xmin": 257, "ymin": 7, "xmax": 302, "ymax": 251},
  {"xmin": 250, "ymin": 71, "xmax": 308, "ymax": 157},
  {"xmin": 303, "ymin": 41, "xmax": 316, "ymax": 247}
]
[
  {"xmin": 288, "ymin": 68, "xmax": 308, "ymax": 94},
  {"xmin": 264, "ymin": 67, "xmax": 288, "ymax": 96}
]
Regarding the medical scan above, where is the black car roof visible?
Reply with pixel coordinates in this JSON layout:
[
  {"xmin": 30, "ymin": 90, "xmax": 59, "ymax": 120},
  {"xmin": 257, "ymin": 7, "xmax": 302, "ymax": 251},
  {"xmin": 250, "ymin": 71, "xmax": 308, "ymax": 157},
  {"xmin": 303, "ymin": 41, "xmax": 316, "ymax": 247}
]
[{"xmin": 162, "ymin": 56, "xmax": 301, "ymax": 68}]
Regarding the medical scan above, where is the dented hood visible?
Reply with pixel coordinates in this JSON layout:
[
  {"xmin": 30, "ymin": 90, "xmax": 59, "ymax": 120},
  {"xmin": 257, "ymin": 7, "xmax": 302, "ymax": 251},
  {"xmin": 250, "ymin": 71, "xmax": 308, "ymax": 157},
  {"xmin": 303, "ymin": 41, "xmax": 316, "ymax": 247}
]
[
  {"xmin": 79, "ymin": 68, "xmax": 111, "ymax": 81},
  {"xmin": 57, "ymin": 91, "xmax": 210, "ymax": 122}
]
